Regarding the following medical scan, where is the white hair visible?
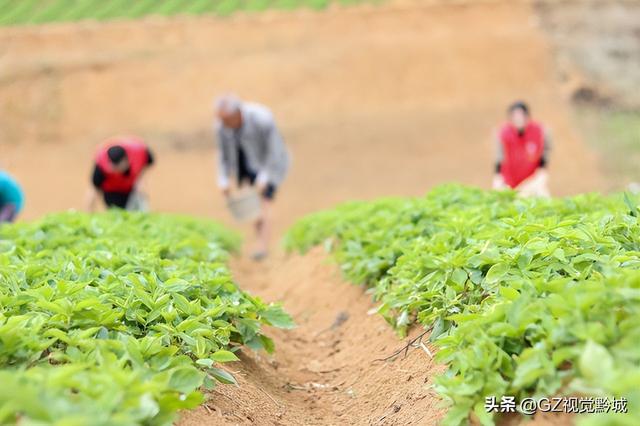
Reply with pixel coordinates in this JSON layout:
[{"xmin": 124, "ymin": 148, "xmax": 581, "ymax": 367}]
[{"xmin": 214, "ymin": 94, "xmax": 242, "ymax": 114}]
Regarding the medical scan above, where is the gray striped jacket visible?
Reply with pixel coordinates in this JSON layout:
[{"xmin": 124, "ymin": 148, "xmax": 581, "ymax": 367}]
[{"xmin": 215, "ymin": 102, "xmax": 290, "ymax": 189}]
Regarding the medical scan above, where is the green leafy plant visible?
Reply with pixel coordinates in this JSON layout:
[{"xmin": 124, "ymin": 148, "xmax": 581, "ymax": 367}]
[
  {"xmin": 286, "ymin": 185, "xmax": 640, "ymax": 425},
  {"xmin": 0, "ymin": 0, "xmax": 384, "ymax": 26},
  {"xmin": 0, "ymin": 211, "xmax": 293, "ymax": 425}
]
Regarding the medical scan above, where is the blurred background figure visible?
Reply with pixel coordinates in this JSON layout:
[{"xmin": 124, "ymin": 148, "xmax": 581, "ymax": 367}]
[
  {"xmin": 87, "ymin": 136, "xmax": 155, "ymax": 212},
  {"xmin": 493, "ymin": 101, "xmax": 551, "ymax": 197},
  {"xmin": 215, "ymin": 94, "xmax": 290, "ymax": 260},
  {"xmin": 0, "ymin": 171, "xmax": 24, "ymax": 223}
]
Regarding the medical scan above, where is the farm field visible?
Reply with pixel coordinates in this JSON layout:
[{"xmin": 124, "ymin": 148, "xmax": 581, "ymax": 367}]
[
  {"xmin": 0, "ymin": 212, "xmax": 293, "ymax": 424},
  {"xmin": 1, "ymin": 0, "xmax": 636, "ymax": 425},
  {"xmin": 0, "ymin": 0, "xmax": 379, "ymax": 26},
  {"xmin": 286, "ymin": 185, "xmax": 640, "ymax": 425}
]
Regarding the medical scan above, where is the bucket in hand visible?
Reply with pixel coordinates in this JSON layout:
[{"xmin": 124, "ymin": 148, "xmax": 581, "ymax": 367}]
[
  {"xmin": 125, "ymin": 191, "xmax": 149, "ymax": 212},
  {"xmin": 226, "ymin": 188, "xmax": 262, "ymax": 222}
]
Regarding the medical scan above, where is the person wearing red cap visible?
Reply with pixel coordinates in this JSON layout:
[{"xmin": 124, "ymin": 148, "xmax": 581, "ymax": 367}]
[
  {"xmin": 87, "ymin": 137, "xmax": 155, "ymax": 211},
  {"xmin": 493, "ymin": 102, "xmax": 551, "ymax": 197}
]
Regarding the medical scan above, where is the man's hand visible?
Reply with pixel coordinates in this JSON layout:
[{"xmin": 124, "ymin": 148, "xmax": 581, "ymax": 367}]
[
  {"xmin": 134, "ymin": 170, "xmax": 148, "ymax": 196},
  {"xmin": 518, "ymin": 169, "xmax": 550, "ymax": 198},
  {"xmin": 221, "ymin": 187, "xmax": 231, "ymax": 198},
  {"xmin": 255, "ymin": 181, "xmax": 267, "ymax": 197},
  {"xmin": 492, "ymin": 174, "xmax": 508, "ymax": 190},
  {"xmin": 256, "ymin": 171, "xmax": 269, "ymax": 195},
  {"xmin": 86, "ymin": 188, "xmax": 99, "ymax": 213}
]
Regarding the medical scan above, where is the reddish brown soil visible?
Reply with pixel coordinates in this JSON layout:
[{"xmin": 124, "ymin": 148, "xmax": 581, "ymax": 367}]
[{"xmin": 0, "ymin": 1, "xmax": 601, "ymax": 424}]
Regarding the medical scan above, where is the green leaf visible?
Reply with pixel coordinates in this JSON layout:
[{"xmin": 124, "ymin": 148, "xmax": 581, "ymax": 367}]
[
  {"xmin": 451, "ymin": 268, "xmax": 468, "ymax": 286},
  {"xmin": 196, "ymin": 358, "xmax": 214, "ymax": 368},
  {"xmin": 498, "ymin": 286, "xmax": 518, "ymax": 301},
  {"xmin": 259, "ymin": 335, "xmax": 275, "ymax": 354},
  {"xmin": 485, "ymin": 263, "xmax": 509, "ymax": 285},
  {"xmin": 211, "ymin": 350, "xmax": 239, "ymax": 363},
  {"xmin": 138, "ymin": 393, "xmax": 160, "ymax": 418},
  {"xmin": 623, "ymin": 192, "xmax": 638, "ymax": 217},
  {"xmin": 169, "ymin": 367, "xmax": 205, "ymax": 394},
  {"xmin": 579, "ymin": 340, "xmax": 613, "ymax": 382},
  {"xmin": 260, "ymin": 306, "xmax": 295, "ymax": 329},
  {"xmin": 208, "ymin": 367, "xmax": 237, "ymax": 385}
]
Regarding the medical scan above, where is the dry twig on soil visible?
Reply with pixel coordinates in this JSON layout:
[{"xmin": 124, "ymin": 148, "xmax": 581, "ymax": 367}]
[{"xmin": 372, "ymin": 327, "xmax": 434, "ymax": 363}]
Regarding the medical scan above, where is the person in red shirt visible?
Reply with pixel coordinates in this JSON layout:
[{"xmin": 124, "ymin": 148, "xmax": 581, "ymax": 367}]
[
  {"xmin": 87, "ymin": 137, "xmax": 154, "ymax": 211},
  {"xmin": 493, "ymin": 102, "xmax": 551, "ymax": 197}
]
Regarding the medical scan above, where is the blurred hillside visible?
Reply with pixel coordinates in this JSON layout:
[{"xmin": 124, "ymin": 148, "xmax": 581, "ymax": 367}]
[
  {"xmin": 537, "ymin": 0, "xmax": 640, "ymax": 108},
  {"xmin": 536, "ymin": 0, "xmax": 640, "ymax": 188}
]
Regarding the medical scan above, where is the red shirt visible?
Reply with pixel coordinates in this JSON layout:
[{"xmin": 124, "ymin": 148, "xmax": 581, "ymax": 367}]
[
  {"xmin": 498, "ymin": 121, "xmax": 545, "ymax": 189},
  {"xmin": 95, "ymin": 138, "xmax": 151, "ymax": 193}
]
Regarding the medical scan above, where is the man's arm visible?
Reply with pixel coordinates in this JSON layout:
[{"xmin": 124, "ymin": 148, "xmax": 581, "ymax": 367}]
[
  {"xmin": 493, "ymin": 130, "xmax": 507, "ymax": 189},
  {"xmin": 87, "ymin": 165, "xmax": 104, "ymax": 212},
  {"xmin": 216, "ymin": 129, "xmax": 231, "ymax": 196},
  {"xmin": 146, "ymin": 147, "xmax": 155, "ymax": 166},
  {"xmin": 539, "ymin": 128, "xmax": 552, "ymax": 168},
  {"xmin": 494, "ymin": 130, "xmax": 504, "ymax": 173},
  {"xmin": 256, "ymin": 120, "xmax": 286, "ymax": 188},
  {"xmin": 133, "ymin": 146, "xmax": 155, "ymax": 194}
]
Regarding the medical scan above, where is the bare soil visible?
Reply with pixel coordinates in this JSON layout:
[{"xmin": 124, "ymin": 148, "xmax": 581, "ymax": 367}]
[{"xmin": 0, "ymin": 1, "xmax": 607, "ymax": 424}]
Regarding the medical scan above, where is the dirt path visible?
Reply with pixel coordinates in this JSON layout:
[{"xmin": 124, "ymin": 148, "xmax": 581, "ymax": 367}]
[{"xmin": 179, "ymin": 250, "xmax": 446, "ymax": 425}]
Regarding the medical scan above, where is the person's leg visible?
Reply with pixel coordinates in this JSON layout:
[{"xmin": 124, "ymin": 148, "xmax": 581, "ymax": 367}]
[
  {"xmin": 125, "ymin": 191, "xmax": 149, "ymax": 212},
  {"xmin": 253, "ymin": 199, "xmax": 271, "ymax": 260},
  {"xmin": 0, "ymin": 204, "xmax": 17, "ymax": 223},
  {"xmin": 252, "ymin": 184, "xmax": 276, "ymax": 260},
  {"xmin": 104, "ymin": 192, "xmax": 130, "ymax": 210},
  {"xmin": 517, "ymin": 169, "xmax": 550, "ymax": 198}
]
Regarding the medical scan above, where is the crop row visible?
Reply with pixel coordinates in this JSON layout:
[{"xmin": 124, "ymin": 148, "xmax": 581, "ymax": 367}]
[
  {"xmin": 0, "ymin": 0, "xmax": 381, "ymax": 26},
  {"xmin": 0, "ymin": 211, "xmax": 293, "ymax": 425},
  {"xmin": 285, "ymin": 185, "xmax": 640, "ymax": 425}
]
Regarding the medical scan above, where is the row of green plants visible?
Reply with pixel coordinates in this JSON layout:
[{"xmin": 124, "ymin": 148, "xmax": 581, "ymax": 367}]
[
  {"xmin": 0, "ymin": 0, "xmax": 381, "ymax": 26},
  {"xmin": 285, "ymin": 185, "xmax": 640, "ymax": 425},
  {"xmin": 0, "ymin": 211, "xmax": 293, "ymax": 425}
]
